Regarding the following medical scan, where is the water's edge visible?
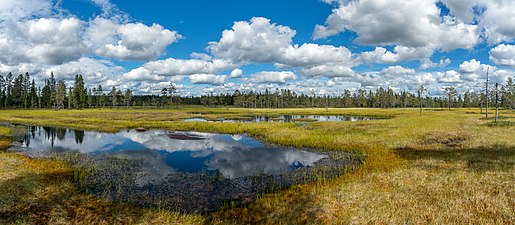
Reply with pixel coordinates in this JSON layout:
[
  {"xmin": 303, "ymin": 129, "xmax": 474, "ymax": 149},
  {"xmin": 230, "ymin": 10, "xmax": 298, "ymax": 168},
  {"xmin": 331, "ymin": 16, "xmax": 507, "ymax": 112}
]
[{"xmin": 5, "ymin": 124, "xmax": 364, "ymax": 213}]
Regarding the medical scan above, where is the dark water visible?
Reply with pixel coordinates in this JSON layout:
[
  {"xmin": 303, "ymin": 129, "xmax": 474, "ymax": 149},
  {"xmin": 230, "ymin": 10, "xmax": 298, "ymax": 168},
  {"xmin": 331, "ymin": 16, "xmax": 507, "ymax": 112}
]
[
  {"xmin": 9, "ymin": 126, "xmax": 362, "ymax": 212},
  {"xmin": 185, "ymin": 115, "xmax": 376, "ymax": 123}
]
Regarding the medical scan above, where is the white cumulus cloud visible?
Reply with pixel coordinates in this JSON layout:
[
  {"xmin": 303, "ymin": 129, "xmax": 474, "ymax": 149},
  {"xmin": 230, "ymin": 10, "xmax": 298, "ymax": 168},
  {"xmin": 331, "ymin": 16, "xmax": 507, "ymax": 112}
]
[
  {"xmin": 208, "ymin": 17, "xmax": 356, "ymax": 78},
  {"xmin": 229, "ymin": 68, "xmax": 243, "ymax": 78},
  {"xmin": 208, "ymin": 17, "xmax": 295, "ymax": 64},
  {"xmin": 314, "ymin": 0, "xmax": 479, "ymax": 52},
  {"xmin": 489, "ymin": 44, "xmax": 515, "ymax": 67},
  {"xmin": 381, "ymin": 66, "xmax": 416, "ymax": 75},
  {"xmin": 190, "ymin": 74, "xmax": 228, "ymax": 85},
  {"xmin": 0, "ymin": 18, "xmax": 85, "ymax": 66},
  {"xmin": 249, "ymin": 71, "xmax": 297, "ymax": 84},
  {"xmin": 88, "ymin": 17, "xmax": 181, "ymax": 61}
]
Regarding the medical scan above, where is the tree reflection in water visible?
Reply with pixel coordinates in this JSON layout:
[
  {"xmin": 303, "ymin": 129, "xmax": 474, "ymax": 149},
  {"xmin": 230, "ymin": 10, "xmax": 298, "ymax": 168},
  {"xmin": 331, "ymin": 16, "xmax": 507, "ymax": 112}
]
[{"xmin": 11, "ymin": 126, "xmax": 363, "ymax": 212}]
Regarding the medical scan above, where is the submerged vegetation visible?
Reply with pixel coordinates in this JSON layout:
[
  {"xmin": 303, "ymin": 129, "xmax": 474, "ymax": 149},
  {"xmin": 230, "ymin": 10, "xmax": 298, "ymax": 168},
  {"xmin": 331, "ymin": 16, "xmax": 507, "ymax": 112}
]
[
  {"xmin": 52, "ymin": 151, "xmax": 361, "ymax": 214},
  {"xmin": 9, "ymin": 126, "xmax": 362, "ymax": 213},
  {"xmin": 0, "ymin": 107, "xmax": 514, "ymax": 224}
]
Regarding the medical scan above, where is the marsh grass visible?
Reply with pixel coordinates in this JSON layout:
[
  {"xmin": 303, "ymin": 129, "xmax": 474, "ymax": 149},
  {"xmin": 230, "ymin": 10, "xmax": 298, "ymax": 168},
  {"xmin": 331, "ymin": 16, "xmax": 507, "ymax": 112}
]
[
  {"xmin": 0, "ymin": 125, "xmax": 205, "ymax": 224},
  {"xmin": 487, "ymin": 120, "xmax": 515, "ymax": 127},
  {"xmin": 0, "ymin": 108, "xmax": 514, "ymax": 224}
]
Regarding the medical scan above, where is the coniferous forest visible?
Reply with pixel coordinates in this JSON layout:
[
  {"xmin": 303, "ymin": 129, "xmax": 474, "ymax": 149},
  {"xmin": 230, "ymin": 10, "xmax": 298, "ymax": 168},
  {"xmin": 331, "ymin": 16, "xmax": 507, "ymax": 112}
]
[{"xmin": 1, "ymin": 71, "xmax": 514, "ymax": 109}]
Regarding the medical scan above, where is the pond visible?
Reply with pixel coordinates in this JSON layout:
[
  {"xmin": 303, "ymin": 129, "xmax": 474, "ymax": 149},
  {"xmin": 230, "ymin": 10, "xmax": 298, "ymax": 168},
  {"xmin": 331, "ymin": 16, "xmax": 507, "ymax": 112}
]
[
  {"xmin": 9, "ymin": 125, "xmax": 362, "ymax": 213},
  {"xmin": 184, "ymin": 115, "xmax": 377, "ymax": 123}
]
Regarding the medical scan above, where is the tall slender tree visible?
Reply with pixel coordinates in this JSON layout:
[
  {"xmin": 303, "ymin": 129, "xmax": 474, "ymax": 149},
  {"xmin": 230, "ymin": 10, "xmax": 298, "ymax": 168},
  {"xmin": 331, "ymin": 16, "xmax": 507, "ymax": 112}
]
[
  {"xmin": 73, "ymin": 74, "xmax": 86, "ymax": 108},
  {"xmin": 49, "ymin": 72, "xmax": 56, "ymax": 108},
  {"xmin": 124, "ymin": 89, "xmax": 132, "ymax": 107},
  {"xmin": 23, "ymin": 72, "xmax": 30, "ymax": 108},
  {"xmin": 12, "ymin": 75, "xmax": 26, "ymax": 107},
  {"xmin": 485, "ymin": 67, "xmax": 489, "ymax": 118},
  {"xmin": 495, "ymin": 83, "xmax": 499, "ymax": 122},
  {"xmin": 5, "ymin": 72, "xmax": 13, "ymax": 108},
  {"xmin": 96, "ymin": 85, "xmax": 106, "ymax": 107},
  {"xmin": 67, "ymin": 87, "xmax": 73, "ymax": 108},
  {"xmin": 167, "ymin": 82, "xmax": 178, "ymax": 109},
  {"xmin": 444, "ymin": 86, "xmax": 458, "ymax": 110},
  {"xmin": 30, "ymin": 80, "xmax": 37, "ymax": 108},
  {"xmin": 110, "ymin": 86, "xmax": 118, "ymax": 107},
  {"xmin": 55, "ymin": 80, "xmax": 66, "ymax": 109},
  {"xmin": 418, "ymin": 85, "xmax": 425, "ymax": 114}
]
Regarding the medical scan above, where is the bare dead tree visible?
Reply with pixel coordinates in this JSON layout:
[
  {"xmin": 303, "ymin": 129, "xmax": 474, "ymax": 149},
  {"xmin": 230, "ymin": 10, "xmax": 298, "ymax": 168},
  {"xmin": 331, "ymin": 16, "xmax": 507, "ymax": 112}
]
[
  {"xmin": 311, "ymin": 89, "xmax": 315, "ymax": 108},
  {"xmin": 495, "ymin": 82, "xmax": 499, "ymax": 123},
  {"xmin": 486, "ymin": 67, "xmax": 489, "ymax": 118},
  {"xmin": 418, "ymin": 85, "xmax": 425, "ymax": 114}
]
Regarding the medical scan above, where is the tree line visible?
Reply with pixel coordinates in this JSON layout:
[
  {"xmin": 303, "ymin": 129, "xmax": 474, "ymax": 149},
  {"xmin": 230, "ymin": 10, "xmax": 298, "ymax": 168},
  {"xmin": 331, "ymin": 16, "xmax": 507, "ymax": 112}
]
[
  {"xmin": 193, "ymin": 78, "xmax": 515, "ymax": 110},
  {"xmin": 0, "ymin": 72, "xmax": 137, "ymax": 109},
  {"xmin": 0, "ymin": 72, "xmax": 513, "ymax": 109}
]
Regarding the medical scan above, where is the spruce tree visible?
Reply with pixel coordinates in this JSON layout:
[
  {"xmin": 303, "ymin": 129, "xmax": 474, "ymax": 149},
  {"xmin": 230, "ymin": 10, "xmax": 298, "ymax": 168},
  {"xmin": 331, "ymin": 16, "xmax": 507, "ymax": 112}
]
[
  {"xmin": 55, "ymin": 80, "xmax": 66, "ymax": 109},
  {"xmin": 30, "ymin": 80, "xmax": 37, "ymax": 108},
  {"xmin": 73, "ymin": 74, "xmax": 86, "ymax": 108},
  {"xmin": 23, "ymin": 72, "xmax": 30, "ymax": 108}
]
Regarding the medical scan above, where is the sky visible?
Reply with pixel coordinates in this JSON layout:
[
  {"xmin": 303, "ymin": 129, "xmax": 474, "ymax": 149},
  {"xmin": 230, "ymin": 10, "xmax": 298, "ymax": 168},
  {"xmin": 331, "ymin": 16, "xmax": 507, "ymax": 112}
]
[{"xmin": 1, "ymin": 0, "xmax": 515, "ymax": 97}]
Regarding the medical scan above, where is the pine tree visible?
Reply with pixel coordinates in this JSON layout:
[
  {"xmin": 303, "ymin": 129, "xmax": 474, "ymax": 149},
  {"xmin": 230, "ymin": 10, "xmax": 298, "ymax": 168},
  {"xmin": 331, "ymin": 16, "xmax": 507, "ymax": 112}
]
[
  {"xmin": 30, "ymin": 80, "xmax": 37, "ymax": 108},
  {"xmin": 55, "ymin": 80, "xmax": 66, "ymax": 109},
  {"xmin": 97, "ymin": 85, "xmax": 106, "ymax": 107},
  {"xmin": 161, "ymin": 87, "xmax": 168, "ymax": 107},
  {"xmin": 167, "ymin": 82, "xmax": 178, "ymax": 108},
  {"xmin": 110, "ymin": 86, "xmax": 118, "ymax": 107},
  {"xmin": 0, "ymin": 75, "xmax": 5, "ymax": 108},
  {"xmin": 12, "ymin": 75, "xmax": 24, "ymax": 107},
  {"xmin": 5, "ymin": 72, "xmax": 13, "ymax": 108},
  {"xmin": 124, "ymin": 89, "xmax": 132, "ymax": 107},
  {"xmin": 463, "ymin": 91, "xmax": 471, "ymax": 109},
  {"xmin": 72, "ymin": 74, "xmax": 86, "ymax": 109},
  {"xmin": 23, "ymin": 72, "xmax": 29, "ymax": 108},
  {"xmin": 49, "ymin": 72, "xmax": 56, "ymax": 108},
  {"xmin": 116, "ymin": 89, "xmax": 123, "ymax": 107},
  {"xmin": 87, "ymin": 89, "xmax": 93, "ymax": 108},
  {"xmin": 41, "ymin": 80, "xmax": 52, "ymax": 108},
  {"xmin": 444, "ymin": 86, "xmax": 458, "ymax": 110}
]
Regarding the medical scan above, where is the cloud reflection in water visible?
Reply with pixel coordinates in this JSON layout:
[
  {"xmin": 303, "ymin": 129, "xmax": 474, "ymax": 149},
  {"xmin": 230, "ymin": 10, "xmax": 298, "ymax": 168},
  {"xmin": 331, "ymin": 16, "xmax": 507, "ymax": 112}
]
[{"xmin": 17, "ymin": 127, "xmax": 327, "ymax": 179}]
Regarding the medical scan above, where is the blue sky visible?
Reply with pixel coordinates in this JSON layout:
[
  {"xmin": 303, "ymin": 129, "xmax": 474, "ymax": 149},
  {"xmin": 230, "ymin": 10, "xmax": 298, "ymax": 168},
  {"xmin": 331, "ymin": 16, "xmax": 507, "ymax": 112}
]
[{"xmin": 1, "ymin": 0, "xmax": 515, "ymax": 96}]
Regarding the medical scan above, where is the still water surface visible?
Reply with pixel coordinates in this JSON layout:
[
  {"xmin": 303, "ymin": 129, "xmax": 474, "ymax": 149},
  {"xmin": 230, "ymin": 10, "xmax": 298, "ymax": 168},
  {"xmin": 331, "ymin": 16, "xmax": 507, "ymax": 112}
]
[
  {"xmin": 10, "ymin": 126, "xmax": 361, "ymax": 212},
  {"xmin": 14, "ymin": 126, "xmax": 327, "ymax": 179},
  {"xmin": 185, "ymin": 115, "xmax": 376, "ymax": 123}
]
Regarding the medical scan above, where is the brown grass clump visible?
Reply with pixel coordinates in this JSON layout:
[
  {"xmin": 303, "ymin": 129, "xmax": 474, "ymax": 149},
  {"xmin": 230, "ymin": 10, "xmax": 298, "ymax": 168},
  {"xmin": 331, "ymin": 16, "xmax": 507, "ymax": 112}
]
[{"xmin": 419, "ymin": 131, "xmax": 471, "ymax": 148}]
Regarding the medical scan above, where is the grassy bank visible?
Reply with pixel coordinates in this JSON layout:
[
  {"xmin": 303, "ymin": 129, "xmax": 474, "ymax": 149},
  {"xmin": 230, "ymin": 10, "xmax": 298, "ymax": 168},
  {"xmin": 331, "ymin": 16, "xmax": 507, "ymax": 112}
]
[
  {"xmin": 0, "ymin": 127, "xmax": 205, "ymax": 224},
  {"xmin": 0, "ymin": 108, "xmax": 514, "ymax": 224}
]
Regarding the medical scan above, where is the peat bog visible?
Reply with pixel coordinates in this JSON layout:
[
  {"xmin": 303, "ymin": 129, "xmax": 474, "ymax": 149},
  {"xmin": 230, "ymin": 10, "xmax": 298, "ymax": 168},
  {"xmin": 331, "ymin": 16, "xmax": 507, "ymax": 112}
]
[{"xmin": 8, "ymin": 125, "xmax": 362, "ymax": 213}]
